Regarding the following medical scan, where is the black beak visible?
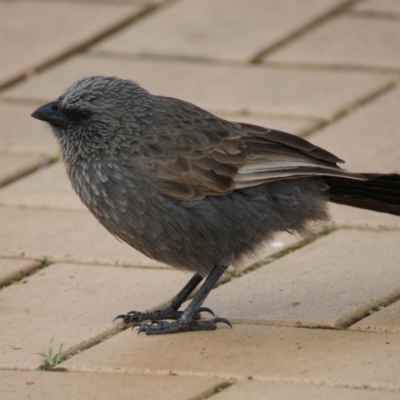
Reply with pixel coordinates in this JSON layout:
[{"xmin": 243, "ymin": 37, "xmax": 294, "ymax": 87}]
[{"xmin": 31, "ymin": 101, "xmax": 69, "ymax": 128}]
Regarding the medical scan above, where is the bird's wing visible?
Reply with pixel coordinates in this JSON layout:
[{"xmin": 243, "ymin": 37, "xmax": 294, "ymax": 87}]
[{"xmin": 138, "ymin": 100, "xmax": 364, "ymax": 201}]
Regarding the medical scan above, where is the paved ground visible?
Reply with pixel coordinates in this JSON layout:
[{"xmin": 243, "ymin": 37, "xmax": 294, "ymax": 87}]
[{"xmin": 1, "ymin": 0, "xmax": 400, "ymax": 398}]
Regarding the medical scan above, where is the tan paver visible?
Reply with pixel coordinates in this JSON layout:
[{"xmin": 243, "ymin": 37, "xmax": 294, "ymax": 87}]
[
  {"xmin": 0, "ymin": 206, "xmax": 165, "ymax": 267},
  {"xmin": 328, "ymin": 203, "xmax": 400, "ymax": 230},
  {"xmin": 200, "ymin": 229, "xmax": 400, "ymax": 328},
  {"xmin": 0, "ymin": 153, "xmax": 46, "ymax": 187},
  {"xmin": 0, "ymin": 102, "xmax": 59, "ymax": 158},
  {"xmin": 0, "ymin": 1, "xmax": 147, "ymax": 87},
  {"xmin": 61, "ymin": 324, "xmax": 400, "ymax": 389},
  {"xmin": 3, "ymin": 55, "xmax": 394, "ymax": 120},
  {"xmin": 93, "ymin": 0, "xmax": 347, "ymax": 61},
  {"xmin": 0, "ymin": 162, "xmax": 85, "ymax": 211},
  {"xmin": 352, "ymin": 0, "xmax": 400, "ymax": 15},
  {"xmin": 0, "ymin": 370, "xmax": 224, "ymax": 400},
  {"xmin": 0, "ymin": 258, "xmax": 40, "ymax": 286},
  {"xmin": 267, "ymin": 14, "xmax": 400, "ymax": 69},
  {"xmin": 0, "ymin": 262, "xmax": 191, "ymax": 368},
  {"xmin": 311, "ymin": 87, "xmax": 400, "ymax": 173},
  {"xmin": 213, "ymin": 381, "xmax": 400, "ymax": 400},
  {"xmin": 350, "ymin": 300, "xmax": 400, "ymax": 334}
]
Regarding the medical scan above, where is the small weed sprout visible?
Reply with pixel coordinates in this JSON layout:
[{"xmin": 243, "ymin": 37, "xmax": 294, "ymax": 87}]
[{"xmin": 40, "ymin": 343, "xmax": 63, "ymax": 370}]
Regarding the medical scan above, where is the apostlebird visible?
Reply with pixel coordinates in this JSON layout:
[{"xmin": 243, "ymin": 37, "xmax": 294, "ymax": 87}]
[{"xmin": 31, "ymin": 76, "xmax": 400, "ymax": 334}]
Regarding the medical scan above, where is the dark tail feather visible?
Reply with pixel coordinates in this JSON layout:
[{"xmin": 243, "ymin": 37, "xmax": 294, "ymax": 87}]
[{"xmin": 325, "ymin": 174, "xmax": 400, "ymax": 216}]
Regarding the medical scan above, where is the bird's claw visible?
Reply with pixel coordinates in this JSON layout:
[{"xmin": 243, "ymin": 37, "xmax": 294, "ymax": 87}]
[
  {"xmin": 136, "ymin": 317, "xmax": 232, "ymax": 335},
  {"xmin": 114, "ymin": 306, "xmax": 216, "ymax": 324}
]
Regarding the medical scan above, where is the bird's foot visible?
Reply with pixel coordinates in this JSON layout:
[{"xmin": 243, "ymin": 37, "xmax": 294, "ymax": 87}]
[
  {"xmin": 137, "ymin": 317, "xmax": 232, "ymax": 335},
  {"xmin": 114, "ymin": 306, "xmax": 214, "ymax": 324}
]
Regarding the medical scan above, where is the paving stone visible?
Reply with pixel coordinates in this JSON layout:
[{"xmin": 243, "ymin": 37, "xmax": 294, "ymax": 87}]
[
  {"xmin": 0, "ymin": 206, "xmax": 165, "ymax": 267},
  {"xmin": 309, "ymin": 86, "xmax": 400, "ymax": 229},
  {"xmin": 61, "ymin": 324, "xmax": 400, "ymax": 389},
  {"xmin": 328, "ymin": 204, "xmax": 400, "ymax": 230},
  {"xmin": 0, "ymin": 153, "xmax": 46, "ymax": 187},
  {"xmin": 352, "ymin": 0, "xmax": 400, "ymax": 15},
  {"xmin": 0, "ymin": 162, "xmax": 85, "ymax": 211},
  {"xmin": 310, "ymin": 86, "xmax": 400, "ymax": 173},
  {"xmin": 200, "ymin": 229, "xmax": 400, "ymax": 328},
  {"xmin": 0, "ymin": 102, "xmax": 59, "ymax": 158},
  {"xmin": 0, "ymin": 1, "xmax": 148, "ymax": 87},
  {"xmin": 0, "ymin": 258, "xmax": 40, "ymax": 286},
  {"xmin": 267, "ymin": 15, "xmax": 400, "ymax": 69},
  {"xmin": 3, "ymin": 55, "xmax": 393, "ymax": 120},
  {"xmin": 0, "ymin": 371, "xmax": 223, "ymax": 400},
  {"xmin": 93, "ymin": 0, "xmax": 347, "ymax": 61},
  {"xmin": 213, "ymin": 381, "xmax": 400, "ymax": 400},
  {"xmin": 350, "ymin": 300, "xmax": 400, "ymax": 334},
  {"xmin": 0, "ymin": 262, "xmax": 191, "ymax": 368},
  {"xmin": 0, "ymin": 370, "xmax": 224, "ymax": 400}
]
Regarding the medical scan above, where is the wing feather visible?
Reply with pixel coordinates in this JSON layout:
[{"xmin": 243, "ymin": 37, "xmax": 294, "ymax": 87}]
[{"xmin": 139, "ymin": 98, "xmax": 364, "ymax": 201}]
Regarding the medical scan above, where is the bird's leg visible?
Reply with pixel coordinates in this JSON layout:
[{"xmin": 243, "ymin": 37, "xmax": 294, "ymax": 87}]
[
  {"xmin": 137, "ymin": 264, "xmax": 232, "ymax": 335},
  {"xmin": 114, "ymin": 273, "xmax": 206, "ymax": 323}
]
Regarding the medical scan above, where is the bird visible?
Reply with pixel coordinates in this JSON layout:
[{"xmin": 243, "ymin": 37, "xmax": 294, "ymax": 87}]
[{"xmin": 31, "ymin": 75, "xmax": 400, "ymax": 335}]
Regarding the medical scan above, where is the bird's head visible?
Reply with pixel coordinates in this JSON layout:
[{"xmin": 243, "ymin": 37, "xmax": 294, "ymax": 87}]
[{"xmin": 31, "ymin": 75, "xmax": 153, "ymax": 157}]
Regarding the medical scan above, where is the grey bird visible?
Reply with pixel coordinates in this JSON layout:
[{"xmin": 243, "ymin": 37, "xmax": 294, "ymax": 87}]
[{"xmin": 31, "ymin": 76, "xmax": 400, "ymax": 335}]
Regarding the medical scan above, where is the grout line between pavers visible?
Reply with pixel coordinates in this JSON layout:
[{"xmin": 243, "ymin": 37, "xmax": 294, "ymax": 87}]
[
  {"xmin": 0, "ymin": 158, "xmax": 52, "ymax": 190},
  {"xmin": 199, "ymin": 380, "xmax": 236, "ymax": 400},
  {"xmin": 0, "ymin": 158, "xmax": 59, "ymax": 190},
  {"xmin": 328, "ymin": 221, "xmax": 400, "ymax": 232},
  {"xmin": 0, "ymin": 259, "xmax": 53, "ymax": 291},
  {"xmin": 251, "ymin": 0, "xmax": 362, "ymax": 63},
  {"xmin": 348, "ymin": 10, "xmax": 400, "ymax": 21},
  {"xmin": 343, "ymin": 292, "xmax": 400, "ymax": 330},
  {"xmin": 262, "ymin": 60, "xmax": 400, "ymax": 75}
]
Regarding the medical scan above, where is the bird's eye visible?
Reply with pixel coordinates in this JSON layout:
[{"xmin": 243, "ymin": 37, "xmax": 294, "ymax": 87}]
[
  {"xmin": 64, "ymin": 108, "xmax": 92, "ymax": 121},
  {"xmin": 78, "ymin": 110, "xmax": 92, "ymax": 119}
]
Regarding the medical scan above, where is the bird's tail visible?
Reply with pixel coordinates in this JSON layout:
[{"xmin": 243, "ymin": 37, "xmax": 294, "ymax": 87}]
[{"xmin": 325, "ymin": 174, "xmax": 400, "ymax": 216}]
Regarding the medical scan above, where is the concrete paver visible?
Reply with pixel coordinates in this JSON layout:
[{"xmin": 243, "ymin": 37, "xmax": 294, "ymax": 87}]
[
  {"xmin": 0, "ymin": 262, "xmax": 190, "ymax": 368},
  {"xmin": 0, "ymin": 102, "xmax": 59, "ymax": 158},
  {"xmin": 93, "ymin": 0, "xmax": 347, "ymax": 61},
  {"xmin": 328, "ymin": 203, "xmax": 400, "ymax": 230},
  {"xmin": 267, "ymin": 14, "xmax": 400, "ymax": 69},
  {"xmin": 1, "ymin": 1, "xmax": 400, "ymax": 398},
  {"xmin": 310, "ymin": 87, "xmax": 400, "ymax": 173},
  {"xmin": 199, "ymin": 229, "xmax": 400, "ymax": 328},
  {"xmin": 0, "ymin": 258, "xmax": 40, "ymax": 287},
  {"xmin": 213, "ymin": 381, "xmax": 400, "ymax": 400},
  {"xmin": 0, "ymin": 1, "xmax": 147, "ymax": 87},
  {"xmin": 2, "ymin": 55, "xmax": 394, "ymax": 119},
  {"xmin": 350, "ymin": 300, "xmax": 400, "ymax": 334},
  {"xmin": 0, "ymin": 370, "xmax": 225, "ymax": 400},
  {"xmin": 0, "ymin": 153, "xmax": 46, "ymax": 187},
  {"xmin": 0, "ymin": 206, "xmax": 166, "ymax": 267},
  {"xmin": 0, "ymin": 162, "xmax": 85, "ymax": 211},
  {"xmin": 61, "ymin": 324, "xmax": 400, "ymax": 390},
  {"xmin": 352, "ymin": 0, "xmax": 400, "ymax": 15}
]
